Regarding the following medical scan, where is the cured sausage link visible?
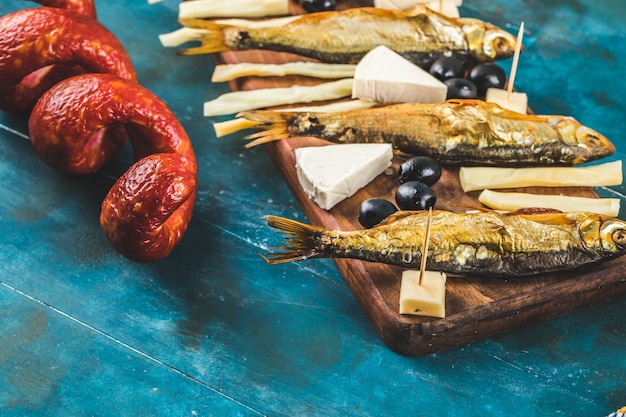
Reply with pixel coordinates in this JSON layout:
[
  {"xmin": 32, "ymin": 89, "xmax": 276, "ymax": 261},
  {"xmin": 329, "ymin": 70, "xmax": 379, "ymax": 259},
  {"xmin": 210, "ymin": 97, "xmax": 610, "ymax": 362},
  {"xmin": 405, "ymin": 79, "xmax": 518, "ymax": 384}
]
[
  {"xmin": 0, "ymin": 7, "xmax": 136, "ymax": 112},
  {"xmin": 29, "ymin": 74, "xmax": 198, "ymax": 262},
  {"xmin": 30, "ymin": 0, "xmax": 97, "ymax": 18}
]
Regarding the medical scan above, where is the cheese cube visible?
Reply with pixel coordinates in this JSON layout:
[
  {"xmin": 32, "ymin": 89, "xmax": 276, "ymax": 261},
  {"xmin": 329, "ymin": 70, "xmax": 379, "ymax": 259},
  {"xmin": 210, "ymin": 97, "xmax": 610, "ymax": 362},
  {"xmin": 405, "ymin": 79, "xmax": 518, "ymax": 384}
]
[
  {"xmin": 295, "ymin": 143, "xmax": 393, "ymax": 210},
  {"xmin": 485, "ymin": 87, "xmax": 528, "ymax": 114},
  {"xmin": 399, "ymin": 270, "xmax": 447, "ymax": 318},
  {"xmin": 352, "ymin": 46, "xmax": 447, "ymax": 104}
]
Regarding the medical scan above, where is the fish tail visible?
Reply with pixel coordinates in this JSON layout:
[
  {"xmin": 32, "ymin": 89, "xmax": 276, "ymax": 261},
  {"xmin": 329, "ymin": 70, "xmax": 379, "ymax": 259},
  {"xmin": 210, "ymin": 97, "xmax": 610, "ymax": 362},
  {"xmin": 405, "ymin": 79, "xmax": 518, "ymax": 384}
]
[
  {"xmin": 239, "ymin": 111, "xmax": 293, "ymax": 148},
  {"xmin": 262, "ymin": 215, "xmax": 328, "ymax": 265},
  {"xmin": 178, "ymin": 18, "xmax": 230, "ymax": 55}
]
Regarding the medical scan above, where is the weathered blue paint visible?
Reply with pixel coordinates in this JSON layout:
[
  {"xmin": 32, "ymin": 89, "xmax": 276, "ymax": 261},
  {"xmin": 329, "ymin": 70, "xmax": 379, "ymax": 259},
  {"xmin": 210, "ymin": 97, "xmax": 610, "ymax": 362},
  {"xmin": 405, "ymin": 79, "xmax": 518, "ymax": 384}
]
[{"xmin": 0, "ymin": 1, "xmax": 624, "ymax": 416}]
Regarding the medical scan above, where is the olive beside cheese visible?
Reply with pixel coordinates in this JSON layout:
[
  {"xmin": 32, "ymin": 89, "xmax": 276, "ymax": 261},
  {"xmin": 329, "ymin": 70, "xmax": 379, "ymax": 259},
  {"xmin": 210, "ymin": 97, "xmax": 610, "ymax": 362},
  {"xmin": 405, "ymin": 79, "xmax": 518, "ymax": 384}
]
[
  {"xmin": 358, "ymin": 198, "xmax": 398, "ymax": 228},
  {"xmin": 427, "ymin": 56, "xmax": 508, "ymax": 99},
  {"xmin": 300, "ymin": 0, "xmax": 336, "ymax": 12},
  {"xmin": 358, "ymin": 157, "xmax": 443, "ymax": 228},
  {"xmin": 398, "ymin": 156, "xmax": 442, "ymax": 186}
]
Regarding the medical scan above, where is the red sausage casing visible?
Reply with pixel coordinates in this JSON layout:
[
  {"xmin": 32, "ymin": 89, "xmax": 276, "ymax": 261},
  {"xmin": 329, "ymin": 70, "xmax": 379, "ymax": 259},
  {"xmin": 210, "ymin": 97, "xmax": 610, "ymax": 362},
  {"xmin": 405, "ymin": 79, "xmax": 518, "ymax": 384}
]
[
  {"xmin": 31, "ymin": 0, "xmax": 97, "ymax": 18},
  {"xmin": 29, "ymin": 74, "xmax": 197, "ymax": 262},
  {"xmin": 0, "ymin": 7, "xmax": 136, "ymax": 112}
]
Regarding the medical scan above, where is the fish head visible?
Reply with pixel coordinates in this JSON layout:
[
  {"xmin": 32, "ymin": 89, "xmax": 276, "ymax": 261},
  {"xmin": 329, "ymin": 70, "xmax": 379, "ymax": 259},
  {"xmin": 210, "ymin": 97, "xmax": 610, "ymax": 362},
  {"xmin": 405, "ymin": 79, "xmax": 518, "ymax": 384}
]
[
  {"xmin": 577, "ymin": 214, "xmax": 626, "ymax": 255},
  {"xmin": 460, "ymin": 19, "xmax": 517, "ymax": 61},
  {"xmin": 549, "ymin": 117, "xmax": 616, "ymax": 163},
  {"xmin": 598, "ymin": 217, "xmax": 626, "ymax": 254}
]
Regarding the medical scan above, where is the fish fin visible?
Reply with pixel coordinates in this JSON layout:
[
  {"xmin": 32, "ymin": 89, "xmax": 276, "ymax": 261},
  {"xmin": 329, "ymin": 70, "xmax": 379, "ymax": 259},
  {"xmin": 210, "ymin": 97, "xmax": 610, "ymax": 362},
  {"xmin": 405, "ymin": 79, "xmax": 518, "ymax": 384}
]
[
  {"xmin": 514, "ymin": 211, "xmax": 578, "ymax": 226},
  {"xmin": 447, "ymin": 99, "xmax": 549, "ymax": 122},
  {"xmin": 491, "ymin": 106, "xmax": 549, "ymax": 122},
  {"xmin": 263, "ymin": 215, "xmax": 327, "ymax": 265},
  {"xmin": 177, "ymin": 18, "xmax": 230, "ymax": 55},
  {"xmin": 239, "ymin": 111, "xmax": 293, "ymax": 148},
  {"xmin": 455, "ymin": 204, "xmax": 493, "ymax": 213},
  {"xmin": 376, "ymin": 210, "xmax": 422, "ymax": 226}
]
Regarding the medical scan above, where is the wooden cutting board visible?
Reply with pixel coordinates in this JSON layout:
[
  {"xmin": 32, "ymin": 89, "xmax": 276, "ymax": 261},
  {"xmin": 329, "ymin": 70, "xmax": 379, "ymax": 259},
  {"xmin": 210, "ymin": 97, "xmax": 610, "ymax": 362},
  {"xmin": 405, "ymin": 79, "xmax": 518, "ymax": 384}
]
[{"xmin": 210, "ymin": 1, "xmax": 626, "ymax": 355}]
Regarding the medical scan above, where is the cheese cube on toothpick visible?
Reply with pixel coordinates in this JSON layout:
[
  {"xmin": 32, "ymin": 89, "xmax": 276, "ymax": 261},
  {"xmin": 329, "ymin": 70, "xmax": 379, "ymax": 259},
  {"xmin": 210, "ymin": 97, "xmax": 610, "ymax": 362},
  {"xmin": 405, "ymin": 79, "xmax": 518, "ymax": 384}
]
[
  {"xmin": 399, "ymin": 270, "xmax": 447, "ymax": 318},
  {"xmin": 486, "ymin": 22, "xmax": 528, "ymax": 113},
  {"xmin": 398, "ymin": 208, "xmax": 447, "ymax": 318}
]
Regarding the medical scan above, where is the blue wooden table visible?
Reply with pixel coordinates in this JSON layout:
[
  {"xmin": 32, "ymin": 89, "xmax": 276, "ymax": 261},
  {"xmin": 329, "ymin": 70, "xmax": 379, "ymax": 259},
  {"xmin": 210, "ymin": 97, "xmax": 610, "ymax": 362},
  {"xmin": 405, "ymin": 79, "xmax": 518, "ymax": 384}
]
[{"xmin": 1, "ymin": 1, "xmax": 624, "ymax": 416}]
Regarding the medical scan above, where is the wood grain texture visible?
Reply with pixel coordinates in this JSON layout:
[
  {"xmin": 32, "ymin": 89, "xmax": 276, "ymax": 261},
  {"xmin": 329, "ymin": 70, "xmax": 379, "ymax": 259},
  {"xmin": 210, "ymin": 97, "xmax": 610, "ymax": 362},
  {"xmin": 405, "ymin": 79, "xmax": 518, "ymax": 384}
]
[{"xmin": 211, "ymin": 2, "xmax": 626, "ymax": 355}]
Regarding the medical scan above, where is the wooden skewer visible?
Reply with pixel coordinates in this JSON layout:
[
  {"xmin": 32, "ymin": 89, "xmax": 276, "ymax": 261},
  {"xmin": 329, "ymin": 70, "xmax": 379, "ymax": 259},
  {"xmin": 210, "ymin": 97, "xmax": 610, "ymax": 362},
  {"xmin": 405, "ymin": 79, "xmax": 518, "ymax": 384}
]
[
  {"xmin": 439, "ymin": 0, "xmax": 443, "ymax": 13},
  {"xmin": 507, "ymin": 21, "xmax": 525, "ymax": 100},
  {"xmin": 418, "ymin": 207, "xmax": 433, "ymax": 285}
]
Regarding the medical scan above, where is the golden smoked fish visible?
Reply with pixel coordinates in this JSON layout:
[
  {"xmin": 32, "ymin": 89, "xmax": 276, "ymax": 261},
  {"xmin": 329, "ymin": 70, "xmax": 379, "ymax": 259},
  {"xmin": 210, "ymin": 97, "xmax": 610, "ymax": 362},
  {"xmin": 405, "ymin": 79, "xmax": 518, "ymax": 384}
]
[
  {"xmin": 240, "ymin": 100, "xmax": 615, "ymax": 166},
  {"xmin": 263, "ymin": 210, "xmax": 626, "ymax": 277},
  {"xmin": 175, "ymin": 6, "xmax": 517, "ymax": 67}
]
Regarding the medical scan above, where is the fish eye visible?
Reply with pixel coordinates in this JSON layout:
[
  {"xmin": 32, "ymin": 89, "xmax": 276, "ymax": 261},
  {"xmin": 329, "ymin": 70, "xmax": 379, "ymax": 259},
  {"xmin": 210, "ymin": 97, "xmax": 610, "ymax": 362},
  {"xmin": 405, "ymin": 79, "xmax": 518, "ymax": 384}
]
[
  {"xmin": 612, "ymin": 229, "xmax": 626, "ymax": 247},
  {"xmin": 586, "ymin": 134, "xmax": 601, "ymax": 147},
  {"xmin": 494, "ymin": 37, "xmax": 507, "ymax": 50}
]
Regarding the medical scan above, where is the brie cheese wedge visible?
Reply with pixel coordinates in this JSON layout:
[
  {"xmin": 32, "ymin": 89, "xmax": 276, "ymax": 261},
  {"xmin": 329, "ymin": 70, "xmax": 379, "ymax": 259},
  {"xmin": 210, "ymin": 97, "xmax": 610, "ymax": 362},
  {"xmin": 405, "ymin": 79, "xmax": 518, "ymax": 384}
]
[
  {"xmin": 352, "ymin": 46, "xmax": 447, "ymax": 105},
  {"xmin": 399, "ymin": 270, "xmax": 447, "ymax": 318},
  {"xmin": 295, "ymin": 143, "xmax": 393, "ymax": 210}
]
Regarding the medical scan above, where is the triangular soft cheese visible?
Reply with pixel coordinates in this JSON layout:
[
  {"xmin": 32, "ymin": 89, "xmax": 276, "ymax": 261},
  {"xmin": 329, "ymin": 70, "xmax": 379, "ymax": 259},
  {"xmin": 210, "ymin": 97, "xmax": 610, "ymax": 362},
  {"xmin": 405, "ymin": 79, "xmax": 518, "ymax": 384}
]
[
  {"xmin": 351, "ymin": 45, "xmax": 447, "ymax": 104},
  {"xmin": 295, "ymin": 143, "xmax": 393, "ymax": 210}
]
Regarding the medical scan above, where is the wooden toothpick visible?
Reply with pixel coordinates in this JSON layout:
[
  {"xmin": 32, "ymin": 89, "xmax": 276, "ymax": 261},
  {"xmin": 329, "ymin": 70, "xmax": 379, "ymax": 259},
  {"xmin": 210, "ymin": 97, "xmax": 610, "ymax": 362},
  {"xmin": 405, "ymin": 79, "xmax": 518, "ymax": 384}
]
[
  {"xmin": 418, "ymin": 207, "xmax": 433, "ymax": 285},
  {"xmin": 507, "ymin": 21, "xmax": 525, "ymax": 100},
  {"xmin": 439, "ymin": 0, "xmax": 443, "ymax": 13}
]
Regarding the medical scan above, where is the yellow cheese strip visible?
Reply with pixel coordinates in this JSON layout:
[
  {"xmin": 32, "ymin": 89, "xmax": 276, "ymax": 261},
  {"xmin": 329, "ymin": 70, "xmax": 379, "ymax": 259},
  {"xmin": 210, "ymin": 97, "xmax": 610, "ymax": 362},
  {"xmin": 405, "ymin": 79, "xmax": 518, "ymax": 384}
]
[
  {"xmin": 459, "ymin": 160, "xmax": 623, "ymax": 192},
  {"xmin": 213, "ymin": 119, "xmax": 262, "ymax": 138},
  {"xmin": 478, "ymin": 189, "xmax": 621, "ymax": 217},
  {"xmin": 212, "ymin": 62, "xmax": 357, "ymax": 82},
  {"xmin": 179, "ymin": 0, "xmax": 289, "ymax": 19},
  {"xmin": 203, "ymin": 79, "xmax": 354, "ymax": 117}
]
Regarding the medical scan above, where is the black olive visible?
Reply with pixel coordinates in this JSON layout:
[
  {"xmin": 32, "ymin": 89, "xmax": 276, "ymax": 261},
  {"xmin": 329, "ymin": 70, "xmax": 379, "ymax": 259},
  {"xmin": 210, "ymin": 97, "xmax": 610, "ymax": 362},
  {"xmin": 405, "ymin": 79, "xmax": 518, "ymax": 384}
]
[
  {"xmin": 395, "ymin": 181, "xmax": 436, "ymax": 211},
  {"xmin": 398, "ymin": 156, "xmax": 442, "ymax": 186},
  {"xmin": 467, "ymin": 63, "xmax": 507, "ymax": 97},
  {"xmin": 444, "ymin": 78, "xmax": 478, "ymax": 100},
  {"xmin": 358, "ymin": 198, "xmax": 398, "ymax": 229},
  {"xmin": 300, "ymin": 0, "xmax": 336, "ymax": 12},
  {"xmin": 429, "ymin": 56, "xmax": 464, "ymax": 81}
]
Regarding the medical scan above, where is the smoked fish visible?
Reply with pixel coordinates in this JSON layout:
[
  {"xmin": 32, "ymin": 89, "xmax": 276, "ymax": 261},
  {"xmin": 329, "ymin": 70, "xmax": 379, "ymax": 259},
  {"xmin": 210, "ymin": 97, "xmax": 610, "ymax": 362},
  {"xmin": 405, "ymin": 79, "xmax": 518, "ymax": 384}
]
[
  {"xmin": 172, "ymin": 6, "xmax": 517, "ymax": 67},
  {"xmin": 240, "ymin": 100, "xmax": 615, "ymax": 166},
  {"xmin": 263, "ymin": 210, "xmax": 626, "ymax": 277}
]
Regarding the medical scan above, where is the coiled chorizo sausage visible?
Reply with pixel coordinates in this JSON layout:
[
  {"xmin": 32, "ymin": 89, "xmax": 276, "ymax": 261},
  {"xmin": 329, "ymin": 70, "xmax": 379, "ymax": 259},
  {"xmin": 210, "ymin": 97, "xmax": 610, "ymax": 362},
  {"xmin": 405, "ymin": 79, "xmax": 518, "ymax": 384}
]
[
  {"xmin": 30, "ymin": 0, "xmax": 97, "ymax": 18},
  {"xmin": 0, "ymin": 7, "xmax": 135, "ymax": 112},
  {"xmin": 29, "ymin": 74, "xmax": 198, "ymax": 262}
]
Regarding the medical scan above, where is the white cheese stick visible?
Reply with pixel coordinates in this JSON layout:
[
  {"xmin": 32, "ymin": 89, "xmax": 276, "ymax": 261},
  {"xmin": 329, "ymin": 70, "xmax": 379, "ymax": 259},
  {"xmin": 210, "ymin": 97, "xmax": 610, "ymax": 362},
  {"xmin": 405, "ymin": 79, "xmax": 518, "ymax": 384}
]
[
  {"xmin": 203, "ymin": 79, "xmax": 354, "ymax": 117},
  {"xmin": 459, "ymin": 160, "xmax": 623, "ymax": 192},
  {"xmin": 159, "ymin": 27, "xmax": 208, "ymax": 48},
  {"xmin": 478, "ymin": 189, "xmax": 621, "ymax": 217},
  {"xmin": 399, "ymin": 270, "xmax": 447, "ymax": 318},
  {"xmin": 213, "ymin": 16, "xmax": 300, "ymax": 29},
  {"xmin": 179, "ymin": 0, "xmax": 289, "ymax": 19},
  {"xmin": 212, "ymin": 62, "xmax": 357, "ymax": 82},
  {"xmin": 374, "ymin": 0, "xmax": 461, "ymax": 17},
  {"xmin": 213, "ymin": 118, "xmax": 262, "ymax": 137},
  {"xmin": 285, "ymin": 99, "xmax": 376, "ymax": 113}
]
